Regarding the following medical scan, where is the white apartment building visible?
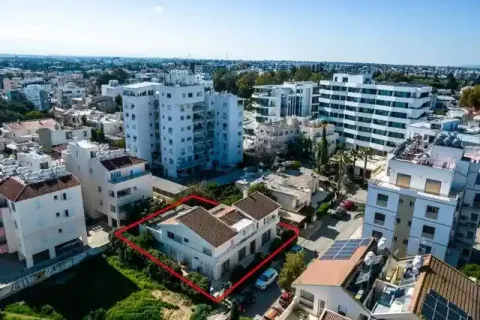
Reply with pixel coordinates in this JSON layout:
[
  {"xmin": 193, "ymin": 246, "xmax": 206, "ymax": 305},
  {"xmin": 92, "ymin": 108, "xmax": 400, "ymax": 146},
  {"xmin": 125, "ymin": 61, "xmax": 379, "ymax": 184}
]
[
  {"xmin": 17, "ymin": 149, "xmax": 53, "ymax": 171},
  {"xmin": 101, "ymin": 80, "xmax": 124, "ymax": 98},
  {"xmin": 205, "ymin": 92, "xmax": 244, "ymax": 169},
  {"xmin": 22, "ymin": 84, "xmax": 50, "ymax": 111},
  {"xmin": 407, "ymin": 118, "xmax": 480, "ymax": 147},
  {"xmin": 244, "ymin": 115, "xmax": 338, "ymax": 156},
  {"xmin": 122, "ymin": 72, "xmax": 244, "ymax": 178},
  {"xmin": 38, "ymin": 126, "xmax": 91, "ymax": 152},
  {"xmin": 252, "ymin": 82, "xmax": 315, "ymax": 122},
  {"xmin": 316, "ymin": 73, "xmax": 432, "ymax": 155},
  {"xmin": 145, "ymin": 192, "xmax": 280, "ymax": 280},
  {"xmin": 0, "ymin": 166, "xmax": 88, "ymax": 268},
  {"xmin": 363, "ymin": 133, "xmax": 480, "ymax": 266},
  {"xmin": 63, "ymin": 139, "xmax": 152, "ymax": 227},
  {"xmin": 56, "ymin": 82, "xmax": 86, "ymax": 106},
  {"xmin": 288, "ymin": 238, "xmax": 478, "ymax": 320}
]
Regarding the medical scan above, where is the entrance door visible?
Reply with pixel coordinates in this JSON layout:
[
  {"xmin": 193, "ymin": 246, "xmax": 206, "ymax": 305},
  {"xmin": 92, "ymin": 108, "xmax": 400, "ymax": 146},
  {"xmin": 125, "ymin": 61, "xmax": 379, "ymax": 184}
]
[
  {"xmin": 250, "ymin": 240, "xmax": 256, "ymax": 254},
  {"xmin": 221, "ymin": 259, "xmax": 230, "ymax": 275}
]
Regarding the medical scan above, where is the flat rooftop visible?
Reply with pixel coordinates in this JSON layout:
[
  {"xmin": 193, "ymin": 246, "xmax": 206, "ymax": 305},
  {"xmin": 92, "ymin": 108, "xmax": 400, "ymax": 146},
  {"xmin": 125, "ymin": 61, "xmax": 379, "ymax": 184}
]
[{"xmin": 122, "ymin": 81, "xmax": 159, "ymax": 89}]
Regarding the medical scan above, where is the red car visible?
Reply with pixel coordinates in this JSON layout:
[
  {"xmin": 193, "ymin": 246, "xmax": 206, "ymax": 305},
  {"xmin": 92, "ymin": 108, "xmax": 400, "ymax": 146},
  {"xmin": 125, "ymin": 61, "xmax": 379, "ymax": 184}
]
[
  {"xmin": 279, "ymin": 292, "xmax": 293, "ymax": 308},
  {"xmin": 341, "ymin": 200, "xmax": 355, "ymax": 211}
]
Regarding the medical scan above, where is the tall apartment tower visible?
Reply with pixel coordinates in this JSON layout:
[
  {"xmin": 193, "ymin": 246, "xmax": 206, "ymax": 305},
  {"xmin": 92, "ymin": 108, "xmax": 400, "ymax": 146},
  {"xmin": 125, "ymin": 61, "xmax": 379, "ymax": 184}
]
[
  {"xmin": 122, "ymin": 72, "xmax": 244, "ymax": 178},
  {"xmin": 363, "ymin": 133, "xmax": 480, "ymax": 267},
  {"xmin": 316, "ymin": 73, "xmax": 432, "ymax": 155},
  {"xmin": 206, "ymin": 92, "xmax": 244, "ymax": 169}
]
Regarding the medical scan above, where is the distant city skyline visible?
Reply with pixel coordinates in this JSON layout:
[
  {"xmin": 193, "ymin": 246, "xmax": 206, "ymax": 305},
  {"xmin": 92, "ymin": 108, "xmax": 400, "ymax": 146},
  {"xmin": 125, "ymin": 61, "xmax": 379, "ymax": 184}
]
[{"xmin": 0, "ymin": 0, "xmax": 479, "ymax": 67}]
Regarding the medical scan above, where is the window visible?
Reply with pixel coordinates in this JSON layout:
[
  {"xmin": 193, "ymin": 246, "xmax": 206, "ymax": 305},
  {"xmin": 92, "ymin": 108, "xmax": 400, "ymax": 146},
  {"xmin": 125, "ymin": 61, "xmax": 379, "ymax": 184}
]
[
  {"xmin": 372, "ymin": 230, "xmax": 383, "ymax": 239},
  {"xmin": 374, "ymin": 212, "xmax": 385, "ymax": 225},
  {"xmin": 62, "ymin": 193, "xmax": 67, "ymax": 200},
  {"xmin": 188, "ymin": 93, "xmax": 193, "ymax": 98},
  {"xmin": 471, "ymin": 213, "xmax": 478, "ymax": 222},
  {"xmin": 261, "ymin": 230, "xmax": 271, "ymax": 245},
  {"xmin": 422, "ymin": 225, "xmax": 435, "ymax": 239},
  {"xmin": 466, "ymin": 231, "xmax": 474, "ymax": 239},
  {"xmin": 425, "ymin": 179, "xmax": 441, "ymax": 195},
  {"xmin": 100, "ymin": 200, "xmax": 103, "ymax": 206},
  {"xmin": 108, "ymin": 190, "xmax": 115, "ymax": 198},
  {"xmin": 402, "ymin": 239, "xmax": 408, "ymax": 245},
  {"xmin": 64, "ymin": 210, "xmax": 70, "ymax": 217},
  {"xmin": 54, "ymin": 195, "xmax": 58, "ymax": 201},
  {"xmin": 475, "ymin": 174, "xmax": 480, "ymax": 185},
  {"xmin": 14, "ymin": 220, "xmax": 18, "ymax": 229},
  {"xmin": 56, "ymin": 212, "xmax": 60, "ymax": 218},
  {"xmin": 399, "ymin": 199, "xmax": 404, "ymax": 204},
  {"xmin": 167, "ymin": 93, "xmax": 171, "ymax": 98},
  {"xmin": 97, "ymin": 186, "xmax": 102, "ymax": 193},
  {"xmin": 338, "ymin": 305, "xmax": 348, "ymax": 316},
  {"xmin": 425, "ymin": 205, "xmax": 439, "ymax": 220},
  {"xmin": 396, "ymin": 174, "xmax": 411, "ymax": 188},
  {"xmin": 40, "ymin": 162, "xmax": 49, "ymax": 169},
  {"xmin": 238, "ymin": 247, "xmax": 246, "ymax": 261},
  {"xmin": 58, "ymin": 229, "xmax": 63, "ymax": 234},
  {"xmin": 409, "ymin": 201, "xmax": 415, "ymax": 207},
  {"xmin": 117, "ymin": 188, "xmax": 131, "ymax": 198},
  {"xmin": 299, "ymin": 290, "xmax": 315, "ymax": 309},
  {"xmin": 393, "ymin": 236, "xmax": 398, "ymax": 242},
  {"xmin": 184, "ymin": 238, "xmax": 189, "ymax": 243},
  {"xmin": 376, "ymin": 194, "xmax": 388, "ymax": 206},
  {"xmin": 473, "ymin": 193, "xmax": 480, "ymax": 209},
  {"xmin": 396, "ymin": 218, "xmax": 401, "ymax": 224},
  {"xmin": 110, "ymin": 205, "xmax": 116, "ymax": 213},
  {"xmin": 202, "ymin": 247, "xmax": 212, "ymax": 256},
  {"xmin": 65, "ymin": 132, "xmax": 73, "ymax": 139},
  {"xmin": 408, "ymin": 220, "xmax": 412, "ymax": 226},
  {"xmin": 167, "ymin": 231, "xmax": 175, "ymax": 239}
]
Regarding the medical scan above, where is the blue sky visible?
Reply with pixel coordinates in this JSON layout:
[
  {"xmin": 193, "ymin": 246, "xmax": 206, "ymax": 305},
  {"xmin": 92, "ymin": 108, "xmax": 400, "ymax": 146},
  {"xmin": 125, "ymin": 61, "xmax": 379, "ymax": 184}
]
[{"xmin": 0, "ymin": 0, "xmax": 478, "ymax": 66}]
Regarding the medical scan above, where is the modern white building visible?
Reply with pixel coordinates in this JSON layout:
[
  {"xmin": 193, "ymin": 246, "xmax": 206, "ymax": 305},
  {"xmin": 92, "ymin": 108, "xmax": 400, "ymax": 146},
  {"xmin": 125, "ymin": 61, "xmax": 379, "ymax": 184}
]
[
  {"xmin": 56, "ymin": 82, "xmax": 86, "ymax": 106},
  {"xmin": 22, "ymin": 84, "xmax": 50, "ymax": 111},
  {"xmin": 0, "ymin": 166, "xmax": 88, "ymax": 268},
  {"xmin": 317, "ymin": 73, "xmax": 432, "ymax": 155},
  {"xmin": 407, "ymin": 118, "xmax": 480, "ymax": 147},
  {"xmin": 144, "ymin": 192, "xmax": 280, "ymax": 280},
  {"xmin": 63, "ymin": 139, "xmax": 152, "ymax": 227},
  {"xmin": 288, "ymin": 238, "xmax": 479, "ymax": 320},
  {"xmin": 38, "ymin": 126, "xmax": 91, "ymax": 152},
  {"xmin": 101, "ymin": 80, "xmax": 124, "ymax": 98},
  {"xmin": 252, "ymin": 81, "xmax": 315, "ymax": 122},
  {"xmin": 363, "ymin": 133, "xmax": 480, "ymax": 266},
  {"xmin": 122, "ymin": 72, "xmax": 244, "ymax": 178}
]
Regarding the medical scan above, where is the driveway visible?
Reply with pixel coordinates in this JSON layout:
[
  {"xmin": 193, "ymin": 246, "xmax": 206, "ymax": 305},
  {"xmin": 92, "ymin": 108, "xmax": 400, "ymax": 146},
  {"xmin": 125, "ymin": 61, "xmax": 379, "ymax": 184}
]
[{"xmin": 243, "ymin": 282, "xmax": 282, "ymax": 318}]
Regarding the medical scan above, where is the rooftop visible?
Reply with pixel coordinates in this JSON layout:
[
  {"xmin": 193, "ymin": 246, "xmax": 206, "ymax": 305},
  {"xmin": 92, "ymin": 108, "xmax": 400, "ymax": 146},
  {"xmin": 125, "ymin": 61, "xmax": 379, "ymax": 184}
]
[
  {"xmin": 3, "ymin": 119, "xmax": 58, "ymax": 132},
  {"xmin": 233, "ymin": 192, "xmax": 281, "ymax": 221},
  {"xmin": 100, "ymin": 155, "xmax": 145, "ymax": 171},
  {"xmin": 122, "ymin": 82, "xmax": 159, "ymax": 89}
]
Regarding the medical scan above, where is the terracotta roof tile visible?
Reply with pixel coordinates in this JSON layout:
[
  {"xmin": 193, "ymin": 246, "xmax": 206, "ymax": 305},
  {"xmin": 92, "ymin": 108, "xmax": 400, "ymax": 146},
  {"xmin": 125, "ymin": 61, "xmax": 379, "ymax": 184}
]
[
  {"xmin": 218, "ymin": 210, "xmax": 249, "ymax": 226},
  {"xmin": 321, "ymin": 310, "xmax": 352, "ymax": 320},
  {"xmin": 0, "ymin": 174, "xmax": 80, "ymax": 202},
  {"xmin": 100, "ymin": 155, "xmax": 145, "ymax": 171},
  {"xmin": 4, "ymin": 119, "xmax": 57, "ymax": 132},
  {"xmin": 413, "ymin": 255, "xmax": 480, "ymax": 319},
  {"xmin": 234, "ymin": 192, "xmax": 281, "ymax": 221},
  {"xmin": 177, "ymin": 207, "xmax": 237, "ymax": 247}
]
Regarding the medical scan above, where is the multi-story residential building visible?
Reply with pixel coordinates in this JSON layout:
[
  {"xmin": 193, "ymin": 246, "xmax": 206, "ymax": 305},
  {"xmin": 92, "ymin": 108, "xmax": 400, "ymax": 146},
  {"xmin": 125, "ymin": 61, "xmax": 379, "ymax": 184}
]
[
  {"xmin": 407, "ymin": 118, "xmax": 480, "ymax": 147},
  {"xmin": 56, "ymin": 82, "xmax": 86, "ymax": 106},
  {"xmin": 17, "ymin": 149, "xmax": 53, "ymax": 171},
  {"xmin": 38, "ymin": 126, "xmax": 91, "ymax": 152},
  {"xmin": 244, "ymin": 115, "xmax": 338, "ymax": 156},
  {"xmin": 22, "ymin": 84, "xmax": 50, "ymax": 111},
  {"xmin": 2, "ymin": 77, "xmax": 22, "ymax": 91},
  {"xmin": 0, "ymin": 166, "xmax": 88, "ymax": 268},
  {"xmin": 205, "ymin": 92, "xmax": 244, "ymax": 169},
  {"xmin": 317, "ymin": 73, "xmax": 432, "ymax": 155},
  {"xmin": 101, "ymin": 80, "xmax": 124, "ymax": 98},
  {"xmin": 122, "ymin": 72, "xmax": 244, "ymax": 178},
  {"xmin": 252, "ymin": 82, "xmax": 315, "ymax": 122},
  {"xmin": 289, "ymin": 237, "xmax": 479, "ymax": 320},
  {"xmin": 363, "ymin": 133, "xmax": 480, "ymax": 266},
  {"xmin": 63, "ymin": 139, "xmax": 152, "ymax": 227},
  {"xmin": 144, "ymin": 192, "xmax": 280, "ymax": 280}
]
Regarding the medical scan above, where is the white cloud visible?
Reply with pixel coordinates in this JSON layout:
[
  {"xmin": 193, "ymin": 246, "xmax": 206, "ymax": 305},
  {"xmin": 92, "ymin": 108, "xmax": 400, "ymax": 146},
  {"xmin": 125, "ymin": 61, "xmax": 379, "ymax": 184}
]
[{"xmin": 153, "ymin": 5, "xmax": 163, "ymax": 12}]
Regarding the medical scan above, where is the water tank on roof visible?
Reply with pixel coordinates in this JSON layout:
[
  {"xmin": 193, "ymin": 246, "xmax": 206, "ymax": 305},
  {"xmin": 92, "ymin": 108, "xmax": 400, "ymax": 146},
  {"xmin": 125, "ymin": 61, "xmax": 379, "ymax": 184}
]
[
  {"xmin": 364, "ymin": 251, "xmax": 376, "ymax": 266},
  {"xmin": 443, "ymin": 137, "xmax": 452, "ymax": 146},
  {"xmin": 452, "ymin": 138, "xmax": 462, "ymax": 148},
  {"xmin": 413, "ymin": 255, "xmax": 423, "ymax": 269},
  {"xmin": 377, "ymin": 237, "xmax": 387, "ymax": 251},
  {"xmin": 434, "ymin": 136, "xmax": 444, "ymax": 145}
]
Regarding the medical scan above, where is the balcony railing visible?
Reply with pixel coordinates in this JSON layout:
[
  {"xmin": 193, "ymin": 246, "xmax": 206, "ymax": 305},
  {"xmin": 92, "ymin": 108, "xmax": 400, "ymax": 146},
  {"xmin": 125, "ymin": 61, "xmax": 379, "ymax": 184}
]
[
  {"xmin": 193, "ymin": 126, "xmax": 204, "ymax": 133},
  {"xmin": 109, "ymin": 170, "xmax": 150, "ymax": 184},
  {"xmin": 177, "ymin": 157, "xmax": 208, "ymax": 170}
]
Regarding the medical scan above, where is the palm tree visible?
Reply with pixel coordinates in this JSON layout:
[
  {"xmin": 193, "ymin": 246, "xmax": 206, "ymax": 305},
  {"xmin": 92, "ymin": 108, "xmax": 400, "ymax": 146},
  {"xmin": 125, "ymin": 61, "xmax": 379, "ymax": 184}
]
[
  {"xmin": 331, "ymin": 150, "xmax": 352, "ymax": 201},
  {"xmin": 319, "ymin": 120, "xmax": 329, "ymax": 166},
  {"xmin": 315, "ymin": 139, "xmax": 329, "ymax": 173},
  {"xmin": 358, "ymin": 148, "xmax": 374, "ymax": 179},
  {"xmin": 348, "ymin": 148, "xmax": 358, "ymax": 178}
]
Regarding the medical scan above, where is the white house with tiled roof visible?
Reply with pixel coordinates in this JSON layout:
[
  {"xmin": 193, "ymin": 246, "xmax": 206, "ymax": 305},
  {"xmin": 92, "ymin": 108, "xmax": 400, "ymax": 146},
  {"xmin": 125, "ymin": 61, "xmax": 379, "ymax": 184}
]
[
  {"xmin": 0, "ymin": 167, "xmax": 88, "ymax": 268},
  {"xmin": 1, "ymin": 119, "xmax": 58, "ymax": 143},
  {"xmin": 63, "ymin": 139, "xmax": 152, "ymax": 227},
  {"xmin": 145, "ymin": 192, "xmax": 281, "ymax": 280},
  {"xmin": 286, "ymin": 237, "xmax": 478, "ymax": 320}
]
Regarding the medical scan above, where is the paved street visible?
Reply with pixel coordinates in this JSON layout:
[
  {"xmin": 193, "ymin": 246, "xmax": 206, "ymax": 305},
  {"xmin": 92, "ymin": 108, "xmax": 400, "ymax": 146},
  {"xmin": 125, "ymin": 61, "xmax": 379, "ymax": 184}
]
[{"xmin": 243, "ymin": 282, "xmax": 282, "ymax": 318}]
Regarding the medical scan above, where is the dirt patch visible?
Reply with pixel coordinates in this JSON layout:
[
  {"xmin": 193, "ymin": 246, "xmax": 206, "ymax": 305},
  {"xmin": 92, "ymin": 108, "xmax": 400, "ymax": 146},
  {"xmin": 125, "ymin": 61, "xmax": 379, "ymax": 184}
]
[{"xmin": 151, "ymin": 290, "xmax": 194, "ymax": 320}]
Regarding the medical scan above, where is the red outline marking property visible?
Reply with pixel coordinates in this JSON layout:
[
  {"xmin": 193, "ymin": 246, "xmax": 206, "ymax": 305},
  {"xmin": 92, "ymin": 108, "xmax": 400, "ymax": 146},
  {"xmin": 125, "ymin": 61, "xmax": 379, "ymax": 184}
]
[{"xmin": 114, "ymin": 195, "xmax": 299, "ymax": 303}]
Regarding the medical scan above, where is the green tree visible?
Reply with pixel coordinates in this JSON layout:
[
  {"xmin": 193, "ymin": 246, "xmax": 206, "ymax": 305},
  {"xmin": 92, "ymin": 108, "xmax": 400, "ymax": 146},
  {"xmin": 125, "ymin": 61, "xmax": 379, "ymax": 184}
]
[
  {"xmin": 349, "ymin": 148, "xmax": 359, "ymax": 178},
  {"xmin": 273, "ymin": 70, "xmax": 290, "ymax": 84},
  {"xmin": 460, "ymin": 85, "xmax": 480, "ymax": 110},
  {"xmin": 293, "ymin": 66, "xmax": 312, "ymax": 81},
  {"xmin": 255, "ymin": 72, "xmax": 275, "ymax": 86},
  {"xmin": 83, "ymin": 308, "xmax": 106, "ymax": 320},
  {"xmin": 190, "ymin": 304, "xmax": 213, "ymax": 320},
  {"xmin": 331, "ymin": 150, "xmax": 352, "ymax": 201},
  {"xmin": 358, "ymin": 147, "xmax": 374, "ymax": 179},
  {"xmin": 278, "ymin": 251, "xmax": 305, "ymax": 291},
  {"xmin": 24, "ymin": 110, "xmax": 45, "ymax": 120},
  {"xmin": 445, "ymin": 72, "xmax": 459, "ymax": 93},
  {"xmin": 114, "ymin": 94, "xmax": 122, "ymax": 107},
  {"xmin": 248, "ymin": 183, "xmax": 276, "ymax": 200},
  {"xmin": 236, "ymin": 72, "xmax": 257, "ymax": 98},
  {"xmin": 81, "ymin": 115, "xmax": 88, "ymax": 126},
  {"xmin": 230, "ymin": 299, "xmax": 240, "ymax": 320},
  {"xmin": 308, "ymin": 73, "xmax": 325, "ymax": 82},
  {"xmin": 461, "ymin": 264, "xmax": 480, "ymax": 282}
]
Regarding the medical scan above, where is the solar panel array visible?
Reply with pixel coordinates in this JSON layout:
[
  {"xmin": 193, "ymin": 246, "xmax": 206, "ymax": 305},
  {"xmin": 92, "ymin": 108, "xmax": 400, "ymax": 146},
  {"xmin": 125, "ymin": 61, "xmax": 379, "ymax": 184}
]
[
  {"xmin": 421, "ymin": 289, "xmax": 472, "ymax": 320},
  {"xmin": 319, "ymin": 238, "xmax": 371, "ymax": 260}
]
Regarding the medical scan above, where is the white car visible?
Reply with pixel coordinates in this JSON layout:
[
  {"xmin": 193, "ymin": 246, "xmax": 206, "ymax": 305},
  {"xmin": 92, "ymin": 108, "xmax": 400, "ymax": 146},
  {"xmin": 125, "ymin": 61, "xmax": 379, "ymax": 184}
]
[{"xmin": 255, "ymin": 268, "xmax": 278, "ymax": 290}]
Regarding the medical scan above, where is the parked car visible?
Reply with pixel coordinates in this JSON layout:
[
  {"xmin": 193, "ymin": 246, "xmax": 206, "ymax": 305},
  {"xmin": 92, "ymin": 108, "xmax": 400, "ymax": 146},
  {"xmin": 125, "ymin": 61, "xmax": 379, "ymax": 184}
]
[
  {"xmin": 341, "ymin": 200, "xmax": 356, "ymax": 210},
  {"xmin": 255, "ymin": 268, "xmax": 278, "ymax": 290},
  {"xmin": 237, "ymin": 289, "xmax": 256, "ymax": 313},
  {"xmin": 279, "ymin": 291, "xmax": 294, "ymax": 308},
  {"xmin": 263, "ymin": 306, "xmax": 283, "ymax": 320}
]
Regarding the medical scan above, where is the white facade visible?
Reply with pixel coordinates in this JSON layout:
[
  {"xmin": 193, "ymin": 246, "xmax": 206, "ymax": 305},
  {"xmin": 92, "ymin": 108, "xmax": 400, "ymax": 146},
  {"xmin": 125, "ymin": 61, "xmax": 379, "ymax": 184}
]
[
  {"xmin": 363, "ymin": 135, "xmax": 479, "ymax": 266},
  {"xmin": 38, "ymin": 127, "xmax": 91, "ymax": 151},
  {"xmin": 317, "ymin": 73, "xmax": 432, "ymax": 155},
  {"xmin": 17, "ymin": 150, "xmax": 53, "ymax": 171},
  {"xmin": 205, "ymin": 92, "xmax": 244, "ymax": 169},
  {"xmin": 252, "ymin": 82, "xmax": 315, "ymax": 122},
  {"xmin": 122, "ymin": 73, "xmax": 244, "ymax": 178},
  {"xmin": 0, "ymin": 170, "xmax": 88, "ymax": 268},
  {"xmin": 22, "ymin": 84, "xmax": 50, "ymax": 111},
  {"xmin": 101, "ymin": 80, "xmax": 124, "ymax": 98},
  {"xmin": 63, "ymin": 140, "xmax": 153, "ymax": 227},
  {"xmin": 56, "ymin": 83, "xmax": 86, "ymax": 106}
]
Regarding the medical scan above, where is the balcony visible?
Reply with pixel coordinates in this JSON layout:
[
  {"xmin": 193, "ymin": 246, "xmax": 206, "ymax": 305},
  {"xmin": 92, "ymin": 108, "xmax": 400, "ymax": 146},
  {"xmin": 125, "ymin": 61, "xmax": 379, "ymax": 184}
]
[
  {"xmin": 177, "ymin": 157, "xmax": 208, "ymax": 170},
  {"xmin": 194, "ymin": 135, "xmax": 205, "ymax": 143},
  {"xmin": 109, "ymin": 170, "xmax": 150, "ymax": 184},
  {"xmin": 193, "ymin": 104, "xmax": 205, "ymax": 112},
  {"xmin": 193, "ymin": 126, "xmax": 204, "ymax": 133},
  {"xmin": 193, "ymin": 115, "xmax": 204, "ymax": 123}
]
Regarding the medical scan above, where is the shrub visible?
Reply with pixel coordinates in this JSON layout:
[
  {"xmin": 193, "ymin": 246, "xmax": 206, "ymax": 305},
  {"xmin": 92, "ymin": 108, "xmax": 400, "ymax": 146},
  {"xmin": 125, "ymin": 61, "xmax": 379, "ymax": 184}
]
[
  {"xmin": 290, "ymin": 160, "xmax": 301, "ymax": 170},
  {"xmin": 190, "ymin": 304, "xmax": 213, "ymax": 320},
  {"xmin": 105, "ymin": 290, "xmax": 175, "ymax": 320}
]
